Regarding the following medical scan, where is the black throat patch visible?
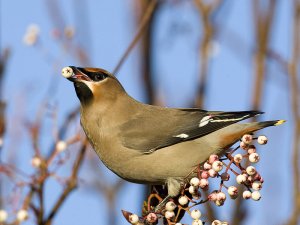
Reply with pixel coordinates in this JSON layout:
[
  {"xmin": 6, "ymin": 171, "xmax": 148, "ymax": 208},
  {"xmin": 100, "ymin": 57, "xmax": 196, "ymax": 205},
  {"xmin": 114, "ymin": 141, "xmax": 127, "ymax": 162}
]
[{"xmin": 74, "ymin": 82, "xmax": 93, "ymax": 105}]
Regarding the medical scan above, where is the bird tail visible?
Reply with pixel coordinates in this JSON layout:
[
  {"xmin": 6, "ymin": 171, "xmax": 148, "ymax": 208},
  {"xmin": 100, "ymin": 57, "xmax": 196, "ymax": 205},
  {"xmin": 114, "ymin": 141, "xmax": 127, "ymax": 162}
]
[
  {"xmin": 214, "ymin": 119, "xmax": 286, "ymax": 149},
  {"xmin": 250, "ymin": 119, "xmax": 286, "ymax": 131}
]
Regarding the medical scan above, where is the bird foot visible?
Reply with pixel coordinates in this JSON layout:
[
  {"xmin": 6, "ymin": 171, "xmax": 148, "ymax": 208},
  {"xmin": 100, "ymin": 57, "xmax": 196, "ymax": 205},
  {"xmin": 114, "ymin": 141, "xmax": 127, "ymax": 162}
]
[{"xmin": 154, "ymin": 195, "xmax": 171, "ymax": 212}]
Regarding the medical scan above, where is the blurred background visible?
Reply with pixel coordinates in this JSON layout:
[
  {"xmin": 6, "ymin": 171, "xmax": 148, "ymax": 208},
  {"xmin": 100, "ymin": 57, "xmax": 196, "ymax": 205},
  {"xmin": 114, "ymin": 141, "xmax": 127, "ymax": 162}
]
[{"xmin": 0, "ymin": 0, "xmax": 298, "ymax": 224}]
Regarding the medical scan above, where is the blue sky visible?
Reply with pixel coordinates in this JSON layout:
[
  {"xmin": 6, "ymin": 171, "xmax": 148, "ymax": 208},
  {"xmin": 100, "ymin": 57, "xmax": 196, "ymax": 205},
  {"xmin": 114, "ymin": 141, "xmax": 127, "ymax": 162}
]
[{"xmin": 1, "ymin": 0, "xmax": 293, "ymax": 225}]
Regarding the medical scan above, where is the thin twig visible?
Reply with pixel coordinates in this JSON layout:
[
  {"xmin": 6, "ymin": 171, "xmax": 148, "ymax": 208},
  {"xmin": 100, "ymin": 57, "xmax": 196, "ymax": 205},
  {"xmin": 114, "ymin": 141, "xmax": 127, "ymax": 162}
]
[
  {"xmin": 193, "ymin": 0, "xmax": 221, "ymax": 108},
  {"xmin": 44, "ymin": 139, "xmax": 88, "ymax": 225},
  {"xmin": 113, "ymin": 0, "xmax": 158, "ymax": 75},
  {"xmin": 286, "ymin": 1, "xmax": 300, "ymax": 224}
]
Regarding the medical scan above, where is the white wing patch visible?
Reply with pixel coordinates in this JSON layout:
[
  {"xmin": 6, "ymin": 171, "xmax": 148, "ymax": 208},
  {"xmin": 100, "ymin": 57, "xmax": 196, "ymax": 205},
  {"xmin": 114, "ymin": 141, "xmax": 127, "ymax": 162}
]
[
  {"xmin": 174, "ymin": 133, "xmax": 189, "ymax": 138},
  {"xmin": 211, "ymin": 115, "xmax": 249, "ymax": 123},
  {"xmin": 199, "ymin": 114, "xmax": 250, "ymax": 127},
  {"xmin": 199, "ymin": 115, "xmax": 213, "ymax": 127}
]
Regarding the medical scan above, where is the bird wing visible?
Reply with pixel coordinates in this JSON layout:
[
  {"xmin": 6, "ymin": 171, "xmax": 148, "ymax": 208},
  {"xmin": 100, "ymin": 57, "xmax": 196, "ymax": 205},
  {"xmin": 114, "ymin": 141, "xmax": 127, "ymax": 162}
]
[{"xmin": 119, "ymin": 108, "xmax": 262, "ymax": 154}]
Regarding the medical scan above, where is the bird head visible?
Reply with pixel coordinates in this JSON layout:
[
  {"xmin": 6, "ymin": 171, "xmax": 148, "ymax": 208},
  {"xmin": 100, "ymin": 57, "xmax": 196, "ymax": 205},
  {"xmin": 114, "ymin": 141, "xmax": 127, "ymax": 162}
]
[{"xmin": 62, "ymin": 66, "xmax": 125, "ymax": 106}]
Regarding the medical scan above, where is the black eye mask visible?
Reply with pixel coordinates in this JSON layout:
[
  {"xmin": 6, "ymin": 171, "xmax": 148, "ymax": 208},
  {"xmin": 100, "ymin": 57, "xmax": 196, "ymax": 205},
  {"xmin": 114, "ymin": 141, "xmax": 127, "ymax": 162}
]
[{"xmin": 76, "ymin": 67, "xmax": 108, "ymax": 82}]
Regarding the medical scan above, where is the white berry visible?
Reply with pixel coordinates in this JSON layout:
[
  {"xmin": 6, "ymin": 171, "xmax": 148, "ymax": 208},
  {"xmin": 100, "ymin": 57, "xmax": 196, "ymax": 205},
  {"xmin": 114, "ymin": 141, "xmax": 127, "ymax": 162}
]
[
  {"xmin": 251, "ymin": 191, "xmax": 261, "ymax": 201},
  {"xmin": 190, "ymin": 177, "xmax": 200, "ymax": 186},
  {"xmin": 212, "ymin": 161, "xmax": 223, "ymax": 172},
  {"xmin": 199, "ymin": 179, "xmax": 209, "ymax": 189},
  {"xmin": 252, "ymin": 181, "xmax": 262, "ymax": 190},
  {"xmin": 242, "ymin": 134, "xmax": 253, "ymax": 144},
  {"xmin": 31, "ymin": 156, "xmax": 42, "ymax": 168},
  {"xmin": 56, "ymin": 140, "xmax": 67, "ymax": 152},
  {"xmin": 236, "ymin": 174, "xmax": 247, "ymax": 184},
  {"xmin": 217, "ymin": 192, "xmax": 226, "ymax": 201},
  {"xmin": 242, "ymin": 190, "xmax": 252, "ymax": 199},
  {"xmin": 215, "ymin": 200, "xmax": 224, "ymax": 206},
  {"xmin": 249, "ymin": 152, "xmax": 260, "ymax": 163},
  {"xmin": 165, "ymin": 210, "xmax": 175, "ymax": 219},
  {"xmin": 189, "ymin": 185, "xmax": 197, "ymax": 194},
  {"xmin": 191, "ymin": 209, "xmax": 202, "ymax": 219},
  {"xmin": 240, "ymin": 141, "xmax": 248, "ymax": 150},
  {"xmin": 227, "ymin": 186, "xmax": 238, "ymax": 196},
  {"xmin": 129, "ymin": 214, "xmax": 139, "ymax": 224},
  {"xmin": 233, "ymin": 154, "xmax": 243, "ymax": 163},
  {"xmin": 192, "ymin": 219, "xmax": 203, "ymax": 225},
  {"xmin": 0, "ymin": 210, "xmax": 8, "ymax": 222},
  {"xmin": 257, "ymin": 135, "xmax": 268, "ymax": 145},
  {"xmin": 212, "ymin": 220, "xmax": 222, "ymax": 225},
  {"xmin": 204, "ymin": 162, "xmax": 212, "ymax": 170},
  {"xmin": 246, "ymin": 166, "xmax": 256, "ymax": 175},
  {"xmin": 178, "ymin": 195, "xmax": 189, "ymax": 205},
  {"xmin": 208, "ymin": 192, "xmax": 218, "ymax": 201},
  {"xmin": 61, "ymin": 66, "xmax": 73, "ymax": 78},
  {"xmin": 165, "ymin": 201, "xmax": 176, "ymax": 211},
  {"xmin": 17, "ymin": 209, "xmax": 28, "ymax": 221}
]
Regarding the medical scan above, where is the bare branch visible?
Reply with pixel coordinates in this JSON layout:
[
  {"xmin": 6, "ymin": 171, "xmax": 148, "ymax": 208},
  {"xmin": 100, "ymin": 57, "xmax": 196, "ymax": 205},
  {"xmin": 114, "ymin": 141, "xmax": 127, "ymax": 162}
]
[{"xmin": 113, "ymin": 0, "xmax": 159, "ymax": 75}]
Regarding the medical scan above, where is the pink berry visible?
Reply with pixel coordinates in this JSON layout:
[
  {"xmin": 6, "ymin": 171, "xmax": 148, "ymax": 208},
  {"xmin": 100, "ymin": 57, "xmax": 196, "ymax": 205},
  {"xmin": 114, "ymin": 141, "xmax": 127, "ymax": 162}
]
[
  {"xmin": 242, "ymin": 134, "xmax": 253, "ymax": 144},
  {"xmin": 146, "ymin": 213, "xmax": 158, "ymax": 223},
  {"xmin": 208, "ymin": 169, "xmax": 217, "ymax": 178},
  {"xmin": 209, "ymin": 154, "xmax": 219, "ymax": 164},
  {"xmin": 201, "ymin": 171, "xmax": 209, "ymax": 179}
]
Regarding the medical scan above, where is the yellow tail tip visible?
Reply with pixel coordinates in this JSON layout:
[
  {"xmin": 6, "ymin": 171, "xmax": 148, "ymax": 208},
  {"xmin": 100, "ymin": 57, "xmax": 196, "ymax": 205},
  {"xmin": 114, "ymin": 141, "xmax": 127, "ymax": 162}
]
[{"xmin": 275, "ymin": 120, "xmax": 286, "ymax": 126}]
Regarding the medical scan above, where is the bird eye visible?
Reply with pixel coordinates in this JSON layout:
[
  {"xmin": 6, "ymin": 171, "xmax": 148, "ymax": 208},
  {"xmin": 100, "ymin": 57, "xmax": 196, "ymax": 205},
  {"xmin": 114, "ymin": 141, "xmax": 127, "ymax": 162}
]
[{"xmin": 94, "ymin": 73, "xmax": 106, "ymax": 82}]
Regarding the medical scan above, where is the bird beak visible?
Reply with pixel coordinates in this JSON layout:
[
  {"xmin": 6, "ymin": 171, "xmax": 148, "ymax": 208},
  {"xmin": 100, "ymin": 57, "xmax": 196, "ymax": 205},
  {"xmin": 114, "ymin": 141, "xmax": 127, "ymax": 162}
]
[{"xmin": 62, "ymin": 66, "xmax": 92, "ymax": 82}]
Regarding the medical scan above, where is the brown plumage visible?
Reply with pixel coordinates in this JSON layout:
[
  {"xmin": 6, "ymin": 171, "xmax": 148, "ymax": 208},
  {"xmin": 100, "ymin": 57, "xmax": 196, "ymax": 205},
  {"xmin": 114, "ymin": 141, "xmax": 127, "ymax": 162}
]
[{"xmin": 62, "ymin": 66, "xmax": 285, "ymax": 198}]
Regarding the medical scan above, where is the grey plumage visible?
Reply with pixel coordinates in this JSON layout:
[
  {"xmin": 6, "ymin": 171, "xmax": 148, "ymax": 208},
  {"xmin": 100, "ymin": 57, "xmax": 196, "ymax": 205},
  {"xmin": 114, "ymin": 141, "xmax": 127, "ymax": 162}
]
[{"xmin": 62, "ymin": 66, "xmax": 285, "ymax": 197}]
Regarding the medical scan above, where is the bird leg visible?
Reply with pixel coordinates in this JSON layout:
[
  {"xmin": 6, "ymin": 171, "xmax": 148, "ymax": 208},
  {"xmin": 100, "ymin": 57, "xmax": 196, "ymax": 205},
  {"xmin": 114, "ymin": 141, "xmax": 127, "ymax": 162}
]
[{"xmin": 154, "ymin": 195, "xmax": 172, "ymax": 212}]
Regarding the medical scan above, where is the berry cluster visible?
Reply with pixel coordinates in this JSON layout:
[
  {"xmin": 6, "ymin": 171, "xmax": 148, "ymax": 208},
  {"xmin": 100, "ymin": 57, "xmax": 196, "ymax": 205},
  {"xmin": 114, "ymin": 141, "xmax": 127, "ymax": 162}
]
[{"xmin": 123, "ymin": 134, "xmax": 268, "ymax": 225}]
